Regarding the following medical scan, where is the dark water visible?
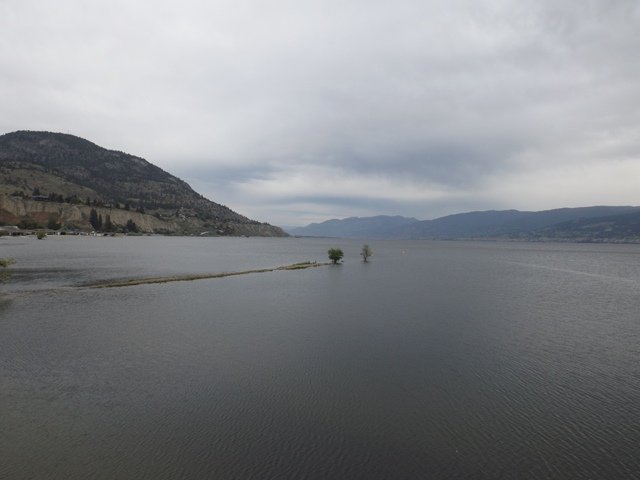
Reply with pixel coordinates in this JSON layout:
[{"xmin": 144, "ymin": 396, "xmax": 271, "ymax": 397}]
[{"xmin": 1, "ymin": 237, "xmax": 640, "ymax": 479}]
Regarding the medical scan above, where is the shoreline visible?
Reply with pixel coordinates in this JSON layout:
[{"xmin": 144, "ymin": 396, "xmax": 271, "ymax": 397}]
[{"xmin": 81, "ymin": 261, "xmax": 329, "ymax": 289}]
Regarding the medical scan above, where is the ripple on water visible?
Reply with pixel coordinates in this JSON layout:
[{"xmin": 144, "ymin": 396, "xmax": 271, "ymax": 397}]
[{"xmin": 1, "ymin": 238, "xmax": 640, "ymax": 479}]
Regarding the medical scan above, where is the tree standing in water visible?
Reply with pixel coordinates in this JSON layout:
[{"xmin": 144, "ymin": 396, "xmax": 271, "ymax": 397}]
[
  {"xmin": 361, "ymin": 244, "xmax": 372, "ymax": 262},
  {"xmin": 328, "ymin": 248, "xmax": 344, "ymax": 264}
]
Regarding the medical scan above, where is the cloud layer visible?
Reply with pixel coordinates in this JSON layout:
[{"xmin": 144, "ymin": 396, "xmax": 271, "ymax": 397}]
[{"xmin": 2, "ymin": 0, "xmax": 639, "ymax": 225}]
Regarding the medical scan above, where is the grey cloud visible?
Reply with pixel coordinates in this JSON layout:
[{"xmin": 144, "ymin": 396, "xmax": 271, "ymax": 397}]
[
  {"xmin": 1, "ymin": 0, "xmax": 639, "ymax": 225},
  {"xmin": 173, "ymin": 164, "xmax": 277, "ymax": 186}
]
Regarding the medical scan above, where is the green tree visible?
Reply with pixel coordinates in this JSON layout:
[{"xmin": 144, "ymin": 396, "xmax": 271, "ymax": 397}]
[
  {"xmin": 18, "ymin": 216, "xmax": 40, "ymax": 229},
  {"xmin": 36, "ymin": 230, "xmax": 46, "ymax": 239},
  {"xmin": 361, "ymin": 244, "xmax": 372, "ymax": 262},
  {"xmin": 125, "ymin": 219, "xmax": 139, "ymax": 233},
  {"xmin": 47, "ymin": 215, "xmax": 61, "ymax": 230},
  {"xmin": 328, "ymin": 247, "xmax": 344, "ymax": 264},
  {"xmin": 104, "ymin": 214, "xmax": 113, "ymax": 232},
  {"xmin": 89, "ymin": 208, "xmax": 100, "ymax": 230}
]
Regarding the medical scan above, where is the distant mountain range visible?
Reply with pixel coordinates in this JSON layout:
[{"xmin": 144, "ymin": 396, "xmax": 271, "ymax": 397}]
[
  {"xmin": 0, "ymin": 131, "xmax": 286, "ymax": 236},
  {"xmin": 287, "ymin": 215, "xmax": 418, "ymax": 238},
  {"xmin": 287, "ymin": 207, "xmax": 640, "ymax": 242}
]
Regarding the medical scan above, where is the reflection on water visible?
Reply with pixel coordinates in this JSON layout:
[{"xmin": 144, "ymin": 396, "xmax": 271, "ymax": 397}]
[{"xmin": 1, "ymin": 237, "xmax": 640, "ymax": 479}]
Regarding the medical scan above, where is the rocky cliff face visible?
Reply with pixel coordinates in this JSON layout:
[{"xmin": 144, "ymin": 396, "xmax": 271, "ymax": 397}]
[
  {"xmin": 0, "ymin": 195, "xmax": 177, "ymax": 233},
  {"xmin": 0, "ymin": 131, "xmax": 287, "ymax": 236},
  {"xmin": 0, "ymin": 194, "xmax": 288, "ymax": 236}
]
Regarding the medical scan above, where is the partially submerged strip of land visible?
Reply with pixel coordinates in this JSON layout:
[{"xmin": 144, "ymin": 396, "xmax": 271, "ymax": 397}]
[{"xmin": 83, "ymin": 261, "xmax": 329, "ymax": 289}]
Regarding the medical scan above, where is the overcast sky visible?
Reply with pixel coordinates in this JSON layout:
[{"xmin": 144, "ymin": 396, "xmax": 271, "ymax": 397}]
[{"xmin": 1, "ymin": 0, "xmax": 639, "ymax": 226}]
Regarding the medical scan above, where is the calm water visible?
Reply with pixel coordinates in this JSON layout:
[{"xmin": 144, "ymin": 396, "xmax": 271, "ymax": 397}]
[{"xmin": 1, "ymin": 237, "xmax": 640, "ymax": 479}]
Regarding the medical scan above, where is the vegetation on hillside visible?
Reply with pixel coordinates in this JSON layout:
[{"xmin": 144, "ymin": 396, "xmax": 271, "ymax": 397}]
[{"xmin": 0, "ymin": 131, "xmax": 287, "ymax": 236}]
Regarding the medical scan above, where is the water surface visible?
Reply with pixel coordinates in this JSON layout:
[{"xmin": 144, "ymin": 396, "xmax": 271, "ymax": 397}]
[{"xmin": 1, "ymin": 237, "xmax": 639, "ymax": 479}]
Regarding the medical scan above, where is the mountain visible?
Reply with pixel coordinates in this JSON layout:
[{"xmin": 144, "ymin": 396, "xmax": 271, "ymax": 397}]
[
  {"xmin": 398, "ymin": 206, "xmax": 640, "ymax": 240},
  {"xmin": 533, "ymin": 210, "xmax": 640, "ymax": 241},
  {"xmin": 287, "ymin": 215, "xmax": 419, "ymax": 238},
  {"xmin": 291, "ymin": 207, "xmax": 640, "ymax": 242},
  {"xmin": 0, "ymin": 131, "xmax": 286, "ymax": 236}
]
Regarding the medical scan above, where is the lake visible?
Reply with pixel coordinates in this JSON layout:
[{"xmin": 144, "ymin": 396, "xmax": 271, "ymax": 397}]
[{"xmin": 1, "ymin": 236, "xmax": 639, "ymax": 479}]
